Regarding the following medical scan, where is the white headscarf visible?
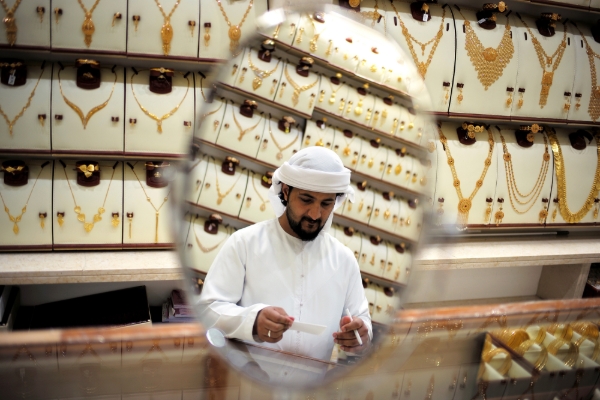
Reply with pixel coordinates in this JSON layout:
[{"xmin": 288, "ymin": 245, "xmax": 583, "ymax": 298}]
[{"xmin": 268, "ymin": 147, "xmax": 355, "ymax": 233}]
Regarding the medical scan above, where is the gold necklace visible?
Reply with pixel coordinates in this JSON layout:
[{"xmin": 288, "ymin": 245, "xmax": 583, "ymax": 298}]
[
  {"xmin": 247, "ymin": 51, "xmax": 281, "ymax": 90},
  {"xmin": 131, "ymin": 164, "xmax": 171, "ymax": 243},
  {"xmin": 58, "ymin": 67, "xmax": 117, "ymax": 129},
  {"xmin": 547, "ymin": 128, "xmax": 600, "ymax": 223},
  {"xmin": 153, "ymin": 0, "xmax": 181, "ymax": 56},
  {"xmin": 0, "ymin": 163, "xmax": 45, "ymax": 234},
  {"xmin": 321, "ymin": 76, "xmax": 342, "ymax": 105},
  {"xmin": 250, "ymin": 173, "xmax": 268, "ymax": 212},
  {"xmin": 213, "ymin": 162, "xmax": 244, "ymax": 205},
  {"xmin": 574, "ymin": 25, "xmax": 600, "ymax": 121},
  {"xmin": 518, "ymin": 16, "xmax": 568, "ymax": 108},
  {"xmin": 283, "ymin": 66, "xmax": 319, "ymax": 107},
  {"xmin": 130, "ymin": 70, "xmax": 190, "ymax": 133},
  {"xmin": 459, "ymin": 11, "xmax": 514, "ymax": 90},
  {"xmin": 0, "ymin": 67, "xmax": 44, "ymax": 136},
  {"xmin": 215, "ymin": 0, "xmax": 254, "ymax": 54},
  {"xmin": 438, "ymin": 126, "xmax": 495, "ymax": 230},
  {"xmin": 499, "ymin": 132, "xmax": 550, "ymax": 216},
  {"xmin": 199, "ymin": 100, "xmax": 224, "ymax": 128},
  {"xmin": 0, "ymin": 0, "xmax": 21, "ymax": 45},
  {"xmin": 340, "ymin": 131, "xmax": 356, "ymax": 157},
  {"xmin": 269, "ymin": 121, "xmax": 299, "ymax": 160},
  {"xmin": 231, "ymin": 107, "xmax": 262, "ymax": 141},
  {"xmin": 193, "ymin": 220, "xmax": 228, "ymax": 252},
  {"xmin": 76, "ymin": 0, "xmax": 101, "ymax": 47},
  {"xmin": 63, "ymin": 164, "xmax": 116, "ymax": 233},
  {"xmin": 390, "ymin": 2, "xmax": 445, "ymax": 79}
]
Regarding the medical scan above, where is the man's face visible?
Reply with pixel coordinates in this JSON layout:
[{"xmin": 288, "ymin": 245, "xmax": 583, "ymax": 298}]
[{"xmin": 283, "ymin": 185, "xmax": 337, "ymax": 241}]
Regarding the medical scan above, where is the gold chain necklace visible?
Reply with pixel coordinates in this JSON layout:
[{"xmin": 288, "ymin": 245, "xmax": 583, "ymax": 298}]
[
  {"xmin": 0, "ymin": 163, "xmax": 45, "ymax": 234},
  {"xmin": 0, "ymin": 67, "xmax": 44, "ymax": 136},
  {"xmin": 215, "ymin": 0, "xmax": 254, "ymax": 54},
  {"xmin": 193, "ymin": 220, "xmax": 228, "ymax": 252},
  {"xmin": 283, "ymin": 66, "xmax": 319, "ymax": 107},
  {"xmin": 213, "ymin": 162, "xmax": 244, "ymax": 205},
  {"xmin": 0, "ymin": 0, "xmax": 21, "ymax": 45},
  {"xmin": 250, "ymin": 173, "xmax": 268, "ymax": 211},
  {"xmin": 63, "ymin": 163, "xmax": 116, "ymax": 233},
  {"xmin": 390, "ymin": 2, "xmax": 445, "ymax": 79},
  {"xmin": 323, "ymin": 77, "xmax": 342, "ymax": 105},
  {"xmin": 499, "ymin": 132, "xmax": 550, "ymax": 216},
  {"xmin": 518, "ymin": 16, "xmax": 568, "ymax": 108},
  {"xmin": 153, "ymin": 0, "xmax": 181, "ymax": 56},
  {"xmin": 247, "ymin": 52, "xmax": 281, "ymax": 90},
  {"xmin": 438, "ymin": 126, "xmax": 495, "ymax": 230},
  {"xmin": 231, "ymin": 107, "xmax": 262, "ymax": 141},
  {"xmin": 76, "ymin": 0, "xmax": 101, "ymax": 47},
  {"xmin": 58, "ymin": 67, "xmax": 117, "ymax": 129},
  {"xmin": 340, "ymin": 130, "xmax": 356, "ymax": 157},
  {"xmin": 199, "ymin": 100, "xmax": 224, "ymax": 126},
  {"xmin": 547, "ymin": 128, "xmax": 600, "ymax": 223},
  {"xmin": 130, "ymin": 70, "xmax": 190, "ymax": 133},
  {"xmin": 459, "ymin": 11, "xmax": 514, "ymax": 90},
  {"xmin": 574, "ymin": 25, "xmax": 600, "ymax": 121},
  {"xmin": 131, "ymin": 164, "xmax": 171, "ymax": 243},
  {"xmin": 269, "ymin": 121, "xmax": 299, "ymax": 160}
]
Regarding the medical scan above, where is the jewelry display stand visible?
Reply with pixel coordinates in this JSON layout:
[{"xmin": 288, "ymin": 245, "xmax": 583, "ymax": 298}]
[
  {"xmin": 53, "ymin": 160, "xmax": 123, "ymax": 249},
  {"xmin": 274, "ymin": 60, "xmax": 321, "ymax": 116},
  {"xmin": 123, "ymin": 161, "xmax": 174, "ymax": 248},
  {"xmin": 199, "ymin": 0, "xmax": 268, "ymax": 60},
  {"xmin": 0, "ymin": 159, "xmax": 52, "ymax": 250},
  {"xmin": 355, "ymin": 138, "xmax": 388, "ymax": 179},
  {"xmin": 0, "ymin": 0, "xmax": 50, "ymax": 48},
  {"xmin": 51, "ymin": 0, "xmax": 127, "ymax": 53},
  {"xmin": 547, "ymin": 128, "xmax": 600, "ymax": 225},
  {"xmin": 369, "ymin": 190, "xmax": 399, "ymax": 234},
  {"xmin": 196, "ymin": 157, "xmax": 248, "ymax": 218},
  {"xmin": 331, "ymin": 224, "xmax": 363, "ymax": 262},
  {"xmin": 383, "ymin": 242, "xmax": 411, "ymax": 284},
  {"xmin": 490, "ymin": 128, "xmax": 554, "ymax": 226},
  {"xmin": 338, "ymin": 182, "xmax": 375, "ymax": 225},
  {"xmin": 255, "ymin": 114, "xmax": 302, "ymax": 166},
  {"xmin": 0, "ymin": 62, "xmax": 51, "ymax": 153},
  {"xmin": 124, "ymin": 68, "xmax": 195, "ymax": 157},
  {"xmin": 511, "ymin": 15, "xmax": 576, "ymax": 121},
  {"xmin": 569, "ymin": 22, "xmax": 600, "ymax": 124},
  {"xmin": 301, "ymin": 119, "xmax": 335, "ymax": 150},
  {"xmin": 314, "ymin": 74, "xmax": 350, "ymax": 116},
  {"xmin": 51, "ymin": 64, "xmax": 125, "ymax": 154},
  {"xmin": 196, "ymin": 96, "xmax": 228, "ymax": 144},
  {"xmin": 183, "ymin": 214, "xmax": 232, "ymax": 274},
  {"xmin": 385, "ymin": 1, "xmax": 456, "ymax": 114},
  {"xmin": 127, "ymin": 0, "xmax": 199, "ymax": 58},
  {"xmin": 233, "ymin": 48, "xmax": 284, "ymax": 103},
  {"xmin": 331, "ymin": 128, "xmax": 362, "ymax": 170},
  {"xmin": 215, "ymin": 101, "xmax": 266, "ymax": 158},
  {"xmin": 238, "ymin": 171, "xmax": 275, "ymax": 223},
  {"xmin": 451, "ymin": 8, "xmax": 518, "ymax": 119},
  {"xmin": 185, "ymin": 154, "xmax": 210, "ymax": 205},
  {"xmin": 358, "ymin": 235, "xmax": 387, "ymax": 277}
]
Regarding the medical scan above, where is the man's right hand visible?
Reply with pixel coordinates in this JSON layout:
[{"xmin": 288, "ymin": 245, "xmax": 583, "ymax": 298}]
[{"xmin": 254, "ymin": 306, "xmax": 294, "ymax": 343}]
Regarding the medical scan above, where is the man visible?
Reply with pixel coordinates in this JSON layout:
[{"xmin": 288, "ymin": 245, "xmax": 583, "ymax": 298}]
[{"xmin": 198, "ymin": 147, "xmax": 372, "ymax": 361}]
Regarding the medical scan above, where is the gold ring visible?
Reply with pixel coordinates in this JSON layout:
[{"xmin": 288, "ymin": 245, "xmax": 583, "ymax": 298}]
[{"xmin": 268, "ymin": 330, "xmax": 271, "ymax": 338}]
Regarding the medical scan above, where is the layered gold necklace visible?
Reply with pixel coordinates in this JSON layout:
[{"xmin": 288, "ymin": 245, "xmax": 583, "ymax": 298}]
[
  {"xmin": 130, "ymin": 70, "xmax": 190, "ymax": 133},
  {"xmin": 0, "ymin": 0, "xmax": 21, "ymax": 46},
  {"xmin": 389, "ymin": 1, "xmax": 446, "ymax": 79},
  {"xmin": 58, "ymin": 66, "xmax": 117, "ymax": 129},
  {"xmin": 131, "ymin": 164, "xmax": 171, "ymax": 243},
  {"xmin": 247, "ymin": 51, "xmax": 281, "ymax": 91},
  {"xmin": 153, "ymin": 0, "xmax": 181, "ymax": 56},
  {"xmin": 0, "ymin": 163, "xmax": 45, "ymax": 234},
  {"xmin": 63, "ymin": 163, "xmax": 116, "ymax": 233},
  {"xmin": 0, "ymin": 66, "xmax": 44, "ymax": 136},
  {"xmin": 77, "ymin": 0, "xmax": 101, "ymax": 47},
  {"xmin": 438, "ymin": 126, "xmax": 495, "ymax": 230},
  {"xmin": 499, "ymin": 132, "xmax": 550, "ymax": 222},
  {"xmin": 547, "ymin": 128, "xmax": 600, "ymax": 223},
  {"xmin": 574, "ymin": 25, "xmax": 600, "ymax": 121},
  {"xmin": 283, "ymin": 66, "xmax": 319, "ymax": 107},
  {"xmin": 459, "ymin": 10, "xmax": 514, "ymax": 90},
  {"xmin": 518, "ymin": 16, "xmax": 568, "ymax": 108},
  {"xmin": 215, "ymin": 0, "xmax": 254, "ymax": 54}
]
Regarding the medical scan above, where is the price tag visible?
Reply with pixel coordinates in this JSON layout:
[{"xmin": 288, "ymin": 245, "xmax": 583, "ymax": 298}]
[
  {"xmin": 423, "ymin": 13, "xmax": 429, "ymax": 22},
  {"xmin": 8, "ymin": 73, "xmax": 16, "ymax": 86},
  {"xmin": 478, "ymin": 18, "xmax": 487, "ymax": 24}
]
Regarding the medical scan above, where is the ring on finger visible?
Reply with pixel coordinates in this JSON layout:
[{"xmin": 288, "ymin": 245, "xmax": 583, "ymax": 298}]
[{"xmin": 268, "ymin": 330, "xmax": 271, "ymax": 338}]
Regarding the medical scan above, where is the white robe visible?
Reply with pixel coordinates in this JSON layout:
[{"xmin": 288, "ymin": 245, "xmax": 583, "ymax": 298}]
[{"xmin": 197, "ymin": 218, "xmax": 372, "ymax": 361}]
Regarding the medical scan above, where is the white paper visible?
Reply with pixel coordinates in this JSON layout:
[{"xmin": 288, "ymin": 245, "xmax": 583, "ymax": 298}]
[{"xmin": 290, "ymin": 321, "xmax": 326, "ymax": 335}]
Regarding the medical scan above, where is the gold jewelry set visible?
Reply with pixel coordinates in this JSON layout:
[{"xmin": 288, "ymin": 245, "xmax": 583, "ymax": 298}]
[
  {"xmin": 0, "ymin": 163, "xmax": 46, "ymax": 234},
  {"xmin": 193, "ymin": 215, "xmax": 229, "ymax": 253},
  {"xmin": 212, "ymin": 162, "xmax": 244, "ymax": 206},
  {"xmin": 282, "ymin": 65, "xmax": 319, "ymax": 107},
  {"xmin": 0, "ymin": 0, "xmax": 21, "ymax": 46},
  {"xmin": 247, "ymin": 51, "xmax": 281, "ymax": 91},
  {"xmin": 131, "ymin": 163, "xmax": 171, "ymax": 243},
  {"xmin": 215, "ymin": 0, "xmax": 254, "ymax": 55},
  {"xmin": 0, "ymin": 67, "xmax": 44, "ymax": 136},
  {"xmin": 268, "ymin": 120, "xmax": 300, "ymax": 160},
  {"xmin": 231, "ymin": 107, "xmax": 262, "ymax": 142}
]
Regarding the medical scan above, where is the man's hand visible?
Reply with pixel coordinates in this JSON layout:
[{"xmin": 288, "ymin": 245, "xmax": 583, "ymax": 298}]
[
  {"xmin": 333, "ymin": 315, "xmax": 369, "ymax": 353},
  {"xmin": 254, "ymin": 306, "xmax": 294, "ymax": 343}
]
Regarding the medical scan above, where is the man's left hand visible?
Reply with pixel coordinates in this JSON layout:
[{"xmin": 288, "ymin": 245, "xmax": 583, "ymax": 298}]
[{"xmin": 333, "ymin": 315, "xmax": 369, "ymax": 353}]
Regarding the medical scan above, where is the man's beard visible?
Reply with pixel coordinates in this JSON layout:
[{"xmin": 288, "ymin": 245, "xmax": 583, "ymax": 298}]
[{"xmin": 286, "ymin": 207, "xmax": 325, "ymax": 241}]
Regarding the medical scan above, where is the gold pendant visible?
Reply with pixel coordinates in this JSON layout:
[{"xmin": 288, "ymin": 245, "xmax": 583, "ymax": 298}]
[
  {"xmin": 368, "ymin": 158, "xmax": 374, "ymax": 168},
  {"xmin": 217, "ymin": 197, "xmax": 223, "ymax": 205},
  {"xmin": 309, "ymin": 39, "xmax": 317, "ymax": 53},
  {"xmin": 84, "ymin": 222, "xmax": 94, "ymax": 232},
  {"xmin": 12, "ymin": 221, "xmax": 19, "ymax": 234},
  {"xmin": 229, "ymin": 25, "xmax": 241, "ymax": 54},
  {"xmin": 358, "ymin": 200, "xmax": 364, "ymax": 212},
  {"xmin": 343, "ymin": 146, "xmax": 351, "ymax": 156},
  {"xmin": 276, "ymin": 152, "xmax": 283, "ymax": 160},
  {"xmin": 539, "ymin": 71, "xmax": 554, "ymax": 107},
  {"xmin": 156, "ymin": 120, "xmax": 163, "ymax": 133},
  {"xmin": 161, "ymin": 20, "xmax": 174, "ymax": 56},
  {"xmin": 260, "ymin": 203, "xmax": 266, "ymax": 212},
  {"xmin": 329, "ymin": 94, "xmax": 336, "ymax": 104},
  {"xmin": 319, "ymin": 90, "xmax": 325, "ymax": 103},
  {"xmin": 82, "ymin": 12, "xmax": 95, "ymax": 47},
  {"xmin": 316, "ymin": 139, "xmax": 324, "ymax": 147},
  {"xmin": 112, "ymin": 214, "xmax": 120, "ymax": 227},
  {"xmin": 4, "ymin": 11, "xmax": 17, "ymax": 46},
  {"xmin": 252, "ymin": 77, "xmax": 262, "ymax": 90}
]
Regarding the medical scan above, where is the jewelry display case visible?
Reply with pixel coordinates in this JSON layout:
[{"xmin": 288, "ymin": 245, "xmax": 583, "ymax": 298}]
[{"xmin": 0, "ymin": 0, "xmax": 51, "ymax": 49}]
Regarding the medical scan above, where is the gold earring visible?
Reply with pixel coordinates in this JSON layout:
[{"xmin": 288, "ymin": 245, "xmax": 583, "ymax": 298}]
[
  {"xmin": 347, "ymin": 201, "xmax": 352, "ymax": 211},
  {"xmin": 37, "ymin": 6, "xmax": 45, "ymax": 23},
  {"xmin": 231, "ymin": 64, "xmax": 238, "ymax": 76},
  {"xmin": 246, "ymin": 197, "xmax": 252, "ymax": 208},
  {"xmin": 270, "ymin": 79, "xmax": 278, "ymax": 95},
  {"xmin": 239, "ymin": 67, "xmax": 247, "ymax": 83},
  {"xmin": 506, "ymin": 90, "xmax": 513, "ymax": 107},
  {"xmin": 319, "ymin": 90, "xmax": 325, "ymax": 103},
  {"xmin": 39, "ymin": 212, "xmax": 46, "ymax": 228},
  {"xmin": 346, "ymin": 101, "xmax": 353, "ymax": 115},
  {"xmin": 57, "ymin": 212, "xmax": 65, "ymax": 227},
  {"xmin": 392, "ymin": 118, "xmax": 398, "ymax": 134},
  {"xmin": 338, "ymin": 98, "xmax": 345, "ymax": 112},
  {"xmin": 593, "ymin": 199, "xmax": 599, "ymax": 219},
  {"xmin": 386, "ymin": 164, "xmax": 392, "ymax": 175},
  {"xmin": 132, "ymin": 15, "xmax": 140, "ymax": 32},
  {"xmin": 575, "ymin": 95, "xmax": 582, "ymax": 111},
  {"xmin": 296, "ymin": 27, "xmax": 304, "ymax": 44},
  {"xmin": 485, "ymin": 201, "xmax": 492, "ymax": 222},
  {"xmin": 400, "ymin": 120, "xmax": 405, "ymax": 131},
  {"xmin": 365, "ymin": 108, "xmax": 372, "ymax": 122},
  {"xmin": 309, "ymin": 93, "xmax": 315, "ymax": 109},
  {"xmin": 213, "ymin": 120, "xmax": 219, "ymax": 131},
  {"xmin": 204, "ymin": 24, "xmax": 211, "ymax": 46},
  {"xmin": 112, "ymin": 213, "xmax": 120, "ymax": 227},
  {"xmin": 374, "ymin": 209, "xmax": 380, "ymax": 217},
  {"xmin": 444, "ymin": 86, "xmax": 450, "ymax": 104},
  {"xmin": 494, "ymin": 202, "xmax": 504, "ymax": 226},
  {"xmin": 112, "ymin": 12, "xmax": 121, "ymax": 27},
  {"xmin": 412, "ymin": 173, "xmax": 417, "ymax": 183},
  {"xmin": 127, "ymin": 212, "xmax": 134, "ymax": 239},
  {"xmin": 457, "ymin": 85, "xmax": 464, "ymax": 104},
  {"xmin": 539, "ymin": 208, "xmax": 548, "ymax": 225},
  {"xmin": 436, "ymin": 199, "xmax": 444, "ymax": 226},
  {"xmin": 54, "ymin": 8, "xmax": 62, "ymax": 25},
  {"xmin": 326, "ymin": 40, "xmax": 333, "ymax": 56},
  {"xmin": 373, "ymin": 111, "xmax": 380, "ymax": 123},
  {"xmin": 517, "ymin": 91, "xmax": 524, "ymax": 109},
  {"xmin": 279, "ymin": 82, "xmax": 286, "ymax": 98},
  {"xmin": 304, "ymin": 135, "xmax": 311, "ymax": 146}
]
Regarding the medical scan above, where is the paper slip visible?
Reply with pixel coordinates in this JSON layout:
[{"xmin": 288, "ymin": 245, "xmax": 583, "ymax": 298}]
[{"xmin": 290, "ymin": 321, "xmax": 327, "ymax": 335}]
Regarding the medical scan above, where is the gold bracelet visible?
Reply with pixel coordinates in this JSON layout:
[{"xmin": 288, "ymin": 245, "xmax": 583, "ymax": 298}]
[
  {"xmin": 519, "ymin": 124, "xmax": 543, "ymax": 134},
  {"xmin": 461, "ymin": 122, "xmax": 485, "ymax": 139},
  {"xmin": 548, "ymin": 323, "xmax": 574, "ymax": 342},
  {"xmin": 482, "ymin": 348, "xmax": 512, "ymax": 376},
  {"xmin": 571, "ymin": 322, "xmax": 599, "ymax": 340},
  {"xmin": 516, "ymin": 339, "xmax": 548, "ymax": 370},
  {"xmin": 499, "ymin": 329, "xmax": 531, "ymax": 350},
  {"xmin": 547, "ymin": 339, "xmax": 579, "ymax": 368},
  {"xmin": 574, "ymin": 335, "xmax": 600, "ymax": 361},
  {"xmin": 482, "ymin": 2, "xmax": 507, "ymax": 12}
]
